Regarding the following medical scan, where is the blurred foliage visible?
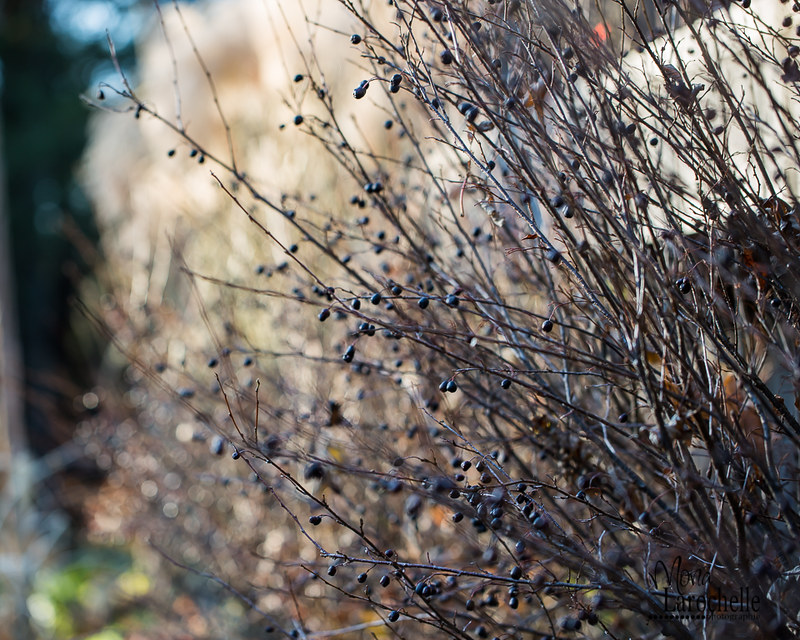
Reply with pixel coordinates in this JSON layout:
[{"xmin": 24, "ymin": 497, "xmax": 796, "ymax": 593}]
[
  {"xmin": 0, "ymin": 0, "xmax": 136, "ymax": 452},
  {"xmin": 0, "ymin": 3, "xmax": 158, "ymax": 639},
  {"xmin": 27, "ymin": 546, "xmax": 136, "ymax": 638}
]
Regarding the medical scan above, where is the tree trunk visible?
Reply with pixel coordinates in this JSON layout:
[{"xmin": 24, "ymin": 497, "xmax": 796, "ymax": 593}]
[
  {"xmin": 0, "ymin": 108, "xmax": 26, "ymax": 485},
  {"xmin": 0, "ymin": 87, "xmax": 34, "ymax": 640}
]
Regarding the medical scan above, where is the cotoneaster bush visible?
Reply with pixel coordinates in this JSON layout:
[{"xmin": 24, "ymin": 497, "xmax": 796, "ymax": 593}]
[{"xmin": 78, "ymin": 0, "xmax": 800, "ymax": 638}]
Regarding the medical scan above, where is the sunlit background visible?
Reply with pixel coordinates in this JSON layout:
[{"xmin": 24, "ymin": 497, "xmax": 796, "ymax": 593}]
[
  {"xmin": 3, "ymin": 1, "xmax": 386, "ymax": 636},
  {"xmin": 1, "ymin": 2, "xmax": 186, "ymax": 638}
]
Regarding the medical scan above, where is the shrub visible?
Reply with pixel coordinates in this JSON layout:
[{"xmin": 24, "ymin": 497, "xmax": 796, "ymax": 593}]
[{"xmin": 79, "ymin": 0, "xmax": 800, "ymax": 638}]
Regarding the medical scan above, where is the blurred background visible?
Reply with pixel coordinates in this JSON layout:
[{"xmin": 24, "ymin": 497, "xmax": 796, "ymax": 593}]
[
  {"xmin": 2, "ymin": 2, "xmax": 376, "ymax": 637},
  {"xmin": 0, "ymin": 2, "xmax": 170, "ymax": 638}
]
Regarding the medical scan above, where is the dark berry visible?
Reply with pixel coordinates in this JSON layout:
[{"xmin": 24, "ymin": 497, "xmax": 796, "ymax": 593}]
[
  {"xmin": 350, "ymin": 34, "xmax": 362, "ymax": 44},
  {"xmin": 318, "ymin": 308, "xmax": 331, "ymax": 322},
  {"xmin": 309, "ymin": 515, "xmax": 322, "ymax": 525},
  {"xmin": 370, "ymin": 292, "xmax": 382, "ymax": 304},
  {"xmin": 387, "ymin": 610, "xmax": 400, "ymax": 622},
  {"xmin": 357, "ymin": 572, "xmax": 368, "ymax": 583},
  {"xmin": 501, "ymin": 378, "xmax": 511, "ymax": 389},
  {"xmin": 440, "ymin": 49, "xmax": 453, "ymax": 64},
  {"xmin": 542, "ymin": 319, "xmax": 554, "ymax": 333},
  {"xmin": 305, "ymin": 462, "xmax": 325, "ymax": 480},
  {"xmin": 293, "ymin": 115, "xmax": 303, "ymax": 125},
  {"xmin": 210, "ymin": 436, "xmax": 225, "ymax": 455},
  {"xmin": 380, "ymin": 575, "xmax": 391, "ymax": 587},
  {"xmin": 418, "ymin": 296, "xmax": 430, "ymax": 309},
  {"xmin": 560, "ymin": 617, "xmax": 580, "ymax": 631},
  {"xmin": 343, "ymin": 345, "xmax": 356, "ymax": 362}
]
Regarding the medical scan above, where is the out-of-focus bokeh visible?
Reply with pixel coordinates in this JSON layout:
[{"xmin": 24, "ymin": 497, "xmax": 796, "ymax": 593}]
[
  {"xmin": 0, "ymin": 2, "xmax": 157, "ymax": 638},
  {"xmin": 2, "ymin": 1, "xmax": 389, "ymax": 637}
]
